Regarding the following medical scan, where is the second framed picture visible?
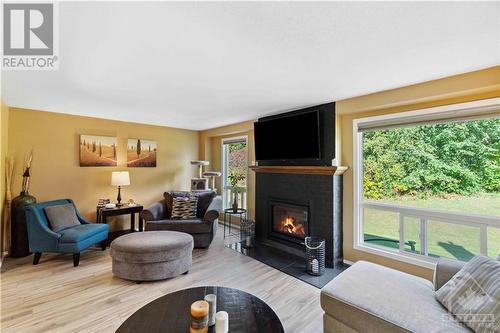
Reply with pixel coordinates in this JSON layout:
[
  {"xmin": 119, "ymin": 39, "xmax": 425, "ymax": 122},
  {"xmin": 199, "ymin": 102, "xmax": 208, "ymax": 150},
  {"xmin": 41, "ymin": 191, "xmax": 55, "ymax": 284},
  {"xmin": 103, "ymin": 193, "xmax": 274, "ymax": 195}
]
[{"xmin": 127, "ymin": 139, "xmax": 157, "ymax": 167}]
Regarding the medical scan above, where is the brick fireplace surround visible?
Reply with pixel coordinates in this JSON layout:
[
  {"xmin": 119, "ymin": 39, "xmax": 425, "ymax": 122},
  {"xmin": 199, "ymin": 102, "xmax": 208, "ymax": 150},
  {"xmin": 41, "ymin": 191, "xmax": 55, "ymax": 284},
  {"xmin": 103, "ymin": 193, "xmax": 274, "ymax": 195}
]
[{"xmin": 254, "ymin": 168, "xmax": 344, "ymax": 267}]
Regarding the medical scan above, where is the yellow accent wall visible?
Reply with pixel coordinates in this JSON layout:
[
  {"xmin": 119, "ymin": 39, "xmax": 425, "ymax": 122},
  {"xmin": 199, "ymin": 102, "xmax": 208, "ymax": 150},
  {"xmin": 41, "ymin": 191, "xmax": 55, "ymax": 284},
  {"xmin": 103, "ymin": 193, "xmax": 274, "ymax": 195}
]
[
  {"xmin": 6, "ymin": 108, "xmax": 198, "ymax": 231},
  {"xmin": 1, "ymin": 100, "xmax": 10, "ymax": 255}
]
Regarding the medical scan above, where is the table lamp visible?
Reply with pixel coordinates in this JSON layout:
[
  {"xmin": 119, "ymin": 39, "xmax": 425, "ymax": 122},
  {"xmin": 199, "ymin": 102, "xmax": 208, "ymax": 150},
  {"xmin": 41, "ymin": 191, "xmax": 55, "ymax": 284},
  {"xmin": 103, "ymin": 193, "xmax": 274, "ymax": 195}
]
[{"xmin": 111, "ymin": 171, "xmax": 130, "ymax": 206}]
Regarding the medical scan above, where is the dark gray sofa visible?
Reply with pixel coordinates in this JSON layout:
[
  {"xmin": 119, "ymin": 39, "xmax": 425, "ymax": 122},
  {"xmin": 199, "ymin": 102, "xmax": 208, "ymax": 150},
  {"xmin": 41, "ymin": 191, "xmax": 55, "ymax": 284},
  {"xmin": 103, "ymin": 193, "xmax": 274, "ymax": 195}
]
[{"xmin": 140, "ymin": 191, "xmax": 222, "ymax": 248}]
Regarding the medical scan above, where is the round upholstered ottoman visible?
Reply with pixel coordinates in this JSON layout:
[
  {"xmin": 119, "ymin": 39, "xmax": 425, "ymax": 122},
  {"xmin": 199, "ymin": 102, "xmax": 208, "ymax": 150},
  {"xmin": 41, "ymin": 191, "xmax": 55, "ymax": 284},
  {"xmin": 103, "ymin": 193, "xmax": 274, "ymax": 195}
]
[{"xmin": 110, "ymin": 231, "xmax": 193, "ymax": 282}]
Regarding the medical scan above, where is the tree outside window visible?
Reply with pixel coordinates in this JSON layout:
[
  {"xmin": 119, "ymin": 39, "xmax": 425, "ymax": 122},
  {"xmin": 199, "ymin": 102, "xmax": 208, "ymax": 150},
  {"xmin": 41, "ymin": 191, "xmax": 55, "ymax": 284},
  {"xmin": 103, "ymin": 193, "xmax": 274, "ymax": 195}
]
[
  {"xmin": 361, "ymin": 118, "xmax": 500, "ymax": 261},
  {"xmin": 223, "ymin": 139, "xmax": 248, "ymax": 209},
  {"xmin": 226, "ymin": 142, "xmax": 247, "ymax": 188}
]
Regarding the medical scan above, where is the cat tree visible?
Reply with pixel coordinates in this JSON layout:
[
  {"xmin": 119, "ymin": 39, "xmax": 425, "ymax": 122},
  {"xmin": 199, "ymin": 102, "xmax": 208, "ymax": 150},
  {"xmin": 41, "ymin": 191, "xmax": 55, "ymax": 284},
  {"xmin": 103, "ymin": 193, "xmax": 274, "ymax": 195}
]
[{"xmin": 190, "ymin": 161, "xmax": 221, "ymax": 192}]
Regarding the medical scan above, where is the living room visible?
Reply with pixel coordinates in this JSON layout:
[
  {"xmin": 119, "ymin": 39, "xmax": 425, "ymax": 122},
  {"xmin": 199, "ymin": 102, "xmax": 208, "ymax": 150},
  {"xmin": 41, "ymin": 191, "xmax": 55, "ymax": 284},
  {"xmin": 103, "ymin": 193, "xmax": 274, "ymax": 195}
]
[{"xmin": 1, "ymin": 2, "xmax": 499, "ymax": 333}]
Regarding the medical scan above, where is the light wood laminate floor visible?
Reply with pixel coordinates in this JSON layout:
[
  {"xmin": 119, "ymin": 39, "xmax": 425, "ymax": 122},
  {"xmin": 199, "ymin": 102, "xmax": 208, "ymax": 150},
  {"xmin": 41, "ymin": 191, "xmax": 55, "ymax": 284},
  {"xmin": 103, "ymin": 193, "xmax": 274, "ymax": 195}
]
[{"xmin": 1, "ymin": 230, "xmax": 323, "ymax": 333}]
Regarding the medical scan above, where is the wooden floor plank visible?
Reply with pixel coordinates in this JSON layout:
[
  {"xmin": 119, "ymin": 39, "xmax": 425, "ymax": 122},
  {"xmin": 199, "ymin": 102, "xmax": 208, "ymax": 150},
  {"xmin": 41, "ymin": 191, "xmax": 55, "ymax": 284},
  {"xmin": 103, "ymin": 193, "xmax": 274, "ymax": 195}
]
[{"xmin": 1, "ymin": 230, "xmax": 323, "ymax": 333}]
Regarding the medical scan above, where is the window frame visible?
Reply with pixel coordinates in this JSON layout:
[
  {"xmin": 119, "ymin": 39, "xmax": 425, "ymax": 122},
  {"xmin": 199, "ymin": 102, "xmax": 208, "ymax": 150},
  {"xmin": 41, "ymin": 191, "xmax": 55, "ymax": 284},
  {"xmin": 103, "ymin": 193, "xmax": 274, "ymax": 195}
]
[
  {"xmin": 221, "ymin": 135, "xmax": 248, "ymax": 210},
  {"xmin": 352, "ymin": 97, "xmax": 500, "ymax": 269}
]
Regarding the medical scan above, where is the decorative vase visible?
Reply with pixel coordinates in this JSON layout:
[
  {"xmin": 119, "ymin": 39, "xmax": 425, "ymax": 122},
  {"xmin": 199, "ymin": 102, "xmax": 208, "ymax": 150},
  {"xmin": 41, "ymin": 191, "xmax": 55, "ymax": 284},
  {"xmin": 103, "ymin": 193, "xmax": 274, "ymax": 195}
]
[
  {"xmin": 11, "ymin": 191, "xmax": 36, "ymax": 258},
  {"xmin": 232, "ymin": 192, "xmax": 238, "ymax": 213}
]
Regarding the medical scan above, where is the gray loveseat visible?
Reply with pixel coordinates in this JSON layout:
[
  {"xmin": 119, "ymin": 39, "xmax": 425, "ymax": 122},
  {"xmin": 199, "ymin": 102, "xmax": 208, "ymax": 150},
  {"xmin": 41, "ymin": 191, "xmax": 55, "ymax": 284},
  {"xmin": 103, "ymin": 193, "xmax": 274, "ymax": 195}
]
[
  {"xmin": 321, "ymin": 258, "xmax": 471, "ymax": 333},
  {"xmin": 140, "ymin": 191, "xmax": 222, "ymax": 248}
]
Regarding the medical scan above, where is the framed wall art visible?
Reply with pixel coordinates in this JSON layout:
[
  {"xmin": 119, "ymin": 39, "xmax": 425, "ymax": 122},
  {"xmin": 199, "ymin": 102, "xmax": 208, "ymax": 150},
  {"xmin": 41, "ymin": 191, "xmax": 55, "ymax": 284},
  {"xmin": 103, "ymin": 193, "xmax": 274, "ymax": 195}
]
[
  {"xmin": 80, "ymin": 135, "xmax": 117, "ymax": 167},
  {"xmin": 127, "ymin": 138, "xmax": 157, "ymax": 167}
]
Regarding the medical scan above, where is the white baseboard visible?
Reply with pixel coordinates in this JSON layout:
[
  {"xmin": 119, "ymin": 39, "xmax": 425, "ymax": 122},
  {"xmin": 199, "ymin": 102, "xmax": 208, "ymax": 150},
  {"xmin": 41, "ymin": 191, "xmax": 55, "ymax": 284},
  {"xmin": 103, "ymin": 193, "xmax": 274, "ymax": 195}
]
[
  {"xmin": 0, "ymin": 251, "xmax": 8, "ymax": 269},
  {"xmin": 343, "ymin": 259, "xmax": 354, "ymax": 266}
]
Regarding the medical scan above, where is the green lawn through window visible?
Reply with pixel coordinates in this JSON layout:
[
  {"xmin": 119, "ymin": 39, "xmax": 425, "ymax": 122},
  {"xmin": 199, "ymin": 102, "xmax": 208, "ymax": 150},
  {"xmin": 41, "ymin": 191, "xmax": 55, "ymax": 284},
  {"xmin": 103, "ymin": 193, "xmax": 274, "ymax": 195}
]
[{"xmin": 363, "ymin": 193, "xmax": 500, "ymax": 261}]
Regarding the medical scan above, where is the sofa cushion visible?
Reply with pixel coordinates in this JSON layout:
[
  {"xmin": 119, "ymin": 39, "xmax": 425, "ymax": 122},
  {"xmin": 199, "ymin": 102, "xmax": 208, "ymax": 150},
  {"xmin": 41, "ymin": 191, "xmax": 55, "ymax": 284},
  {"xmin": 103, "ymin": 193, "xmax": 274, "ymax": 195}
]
[
  {"xmin": 435, "ymin": 255, "xmax": 500, "ymax": 333},
  {"xmin": 164, "ymin": 191, "xmax": 216, "ymax": 218},
  {"xmin": 434, "ymin": 257, "xmax": 467, "ymax": 290},
  {"xmin": 171, "ymin": 196, "xmax": 198, "ymax": 219},
  {"xmin": 58, "ymin": 223, "xmax": 108, "ymax": 243},
  {"xmin": 164, "ymin": 191, "xmax": 189, "ymax": 218},
  {"xmin": 321, "ymin": 261, "xmax": 470, "ymax": 333},
  {"xmin": 44, "ymin": 204, "xmax": 80, "ymax": 232},
  {"xmin": 195, "ymin": 191, "xmax": 216, "ymax": 217},
  {"xmin": 145, "ymin": 219, "xmax": 211, "ymax": 234}
]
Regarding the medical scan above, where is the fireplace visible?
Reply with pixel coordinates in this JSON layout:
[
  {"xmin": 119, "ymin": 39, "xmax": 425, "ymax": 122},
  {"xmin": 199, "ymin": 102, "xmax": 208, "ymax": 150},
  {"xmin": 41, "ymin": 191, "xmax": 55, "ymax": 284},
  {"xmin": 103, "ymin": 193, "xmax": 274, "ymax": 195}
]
[
  {"xmin": 256, "ymin": 171, "xmax": 343, "ymax": 267},
  {"xmin": 270, "ymin": 201, "xmax": 309, "ymax": 244}
]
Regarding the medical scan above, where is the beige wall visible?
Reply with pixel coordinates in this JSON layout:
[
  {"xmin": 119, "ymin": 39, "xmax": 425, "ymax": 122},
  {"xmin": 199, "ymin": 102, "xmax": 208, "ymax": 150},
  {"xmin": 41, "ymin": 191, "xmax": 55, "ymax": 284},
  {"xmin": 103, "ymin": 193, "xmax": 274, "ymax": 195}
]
[
  {"xmin": 1, "ymin": 100, "xmax": 10, "ymax": 255},
  {"xmin": 199, "ymin": 121, "xmax": 256, "ymax": 219},
  {"xmin": 7, "ymin": 108, "xmax": 198, "ymax": 231},
  {"xmin": 337, "ymin": 66, "xmax": 500, "ymax": 280}
]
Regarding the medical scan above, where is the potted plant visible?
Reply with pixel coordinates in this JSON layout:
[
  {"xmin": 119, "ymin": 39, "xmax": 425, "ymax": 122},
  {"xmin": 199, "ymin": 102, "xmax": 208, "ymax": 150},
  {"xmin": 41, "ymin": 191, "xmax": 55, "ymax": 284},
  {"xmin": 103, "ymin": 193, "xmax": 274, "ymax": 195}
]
[{"xmin": 227, "ymin": 171, "xmax": 245, "ymax": 213}]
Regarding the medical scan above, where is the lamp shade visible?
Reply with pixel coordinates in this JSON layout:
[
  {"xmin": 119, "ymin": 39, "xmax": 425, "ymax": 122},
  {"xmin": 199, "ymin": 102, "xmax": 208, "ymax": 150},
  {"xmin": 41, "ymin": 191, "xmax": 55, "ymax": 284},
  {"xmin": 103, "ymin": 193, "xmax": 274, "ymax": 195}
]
[{"xmin": 111, "ymin": 171, "xmax": 130, "ymax": 187}]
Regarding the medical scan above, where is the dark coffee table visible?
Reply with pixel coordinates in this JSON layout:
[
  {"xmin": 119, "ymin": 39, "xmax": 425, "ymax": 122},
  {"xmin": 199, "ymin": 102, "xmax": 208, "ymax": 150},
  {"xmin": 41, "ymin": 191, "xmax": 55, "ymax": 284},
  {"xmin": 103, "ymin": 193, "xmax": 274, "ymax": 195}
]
[{"xmin": 116, "ymin": 286, "xmax": 284, "ymax": 333}]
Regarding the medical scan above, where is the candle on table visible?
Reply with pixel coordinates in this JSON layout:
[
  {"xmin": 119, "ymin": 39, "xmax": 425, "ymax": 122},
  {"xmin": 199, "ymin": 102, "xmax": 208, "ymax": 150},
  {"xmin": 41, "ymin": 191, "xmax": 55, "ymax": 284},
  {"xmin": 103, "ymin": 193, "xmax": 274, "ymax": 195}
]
[
  {"xmin": 215, "ymin": 311, "xmax": 229, "ymax": 333},
  {"xmin": 190, "ymin": 300, "xmax": 209, "ymax": 333},
  {"xmin": 204, "ymin": 294, "xmax": 217, "ymax": 326},
  {"xmin": 311, "ymin": 258, "xmax": 319, "ymax": 274}
]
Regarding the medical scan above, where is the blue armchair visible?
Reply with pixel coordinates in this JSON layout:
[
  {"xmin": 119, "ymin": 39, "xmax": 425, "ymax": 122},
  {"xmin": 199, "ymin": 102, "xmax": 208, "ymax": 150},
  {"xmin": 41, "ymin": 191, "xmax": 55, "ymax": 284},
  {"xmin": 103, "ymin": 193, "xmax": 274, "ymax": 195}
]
[{"xmin": 26, "ymin": 199, "xmax": 109, "ymax": 267}]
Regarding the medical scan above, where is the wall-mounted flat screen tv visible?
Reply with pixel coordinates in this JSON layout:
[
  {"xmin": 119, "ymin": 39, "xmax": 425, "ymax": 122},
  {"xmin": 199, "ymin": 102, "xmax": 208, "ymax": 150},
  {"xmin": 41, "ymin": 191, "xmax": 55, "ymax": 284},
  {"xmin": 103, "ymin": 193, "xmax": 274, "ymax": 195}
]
[{"xmin": 254, "ymin": 110, "xmax": 321, "ymax": 161}]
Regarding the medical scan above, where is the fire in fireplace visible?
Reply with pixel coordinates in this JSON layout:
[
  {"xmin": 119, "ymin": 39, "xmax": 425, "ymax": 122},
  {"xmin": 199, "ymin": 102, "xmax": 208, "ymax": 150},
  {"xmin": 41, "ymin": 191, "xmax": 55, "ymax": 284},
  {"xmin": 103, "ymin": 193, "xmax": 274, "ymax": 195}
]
[
  {"xmin": 271, "ymin": 202, "xmax": 309, "ymax": 242},
  {"xmin": 278, "ymin": 215, "xmax": 305, "ymax": 236}
]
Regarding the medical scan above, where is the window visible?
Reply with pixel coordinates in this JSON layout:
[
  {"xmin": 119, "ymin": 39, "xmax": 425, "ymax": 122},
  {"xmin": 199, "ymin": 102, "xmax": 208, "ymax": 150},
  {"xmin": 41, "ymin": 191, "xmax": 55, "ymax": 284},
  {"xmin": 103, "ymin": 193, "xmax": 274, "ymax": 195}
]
[
  {"xmin": 353, "ymin": 98, "xmax": 500, "ymax": 268},
  {"xmin": 221, "ymin": 137, "xmax": 248, "ymax": 210}
]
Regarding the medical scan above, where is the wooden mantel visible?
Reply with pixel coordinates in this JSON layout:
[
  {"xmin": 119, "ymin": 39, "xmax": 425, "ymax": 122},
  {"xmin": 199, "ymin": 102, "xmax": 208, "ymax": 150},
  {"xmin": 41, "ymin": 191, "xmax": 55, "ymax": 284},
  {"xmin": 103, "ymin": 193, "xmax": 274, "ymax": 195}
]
[{"xmin": 249, "ymin": 165, "xmax": 348, "ymax": 176}]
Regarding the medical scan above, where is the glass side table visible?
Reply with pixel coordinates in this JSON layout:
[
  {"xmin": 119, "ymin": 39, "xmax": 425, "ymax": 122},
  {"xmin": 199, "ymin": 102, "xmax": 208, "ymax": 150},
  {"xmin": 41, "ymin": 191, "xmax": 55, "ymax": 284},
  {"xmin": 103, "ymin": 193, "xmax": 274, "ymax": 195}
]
[{"xmin": 223, "ymin": 208, "xmax": 247, "ymax": 238}]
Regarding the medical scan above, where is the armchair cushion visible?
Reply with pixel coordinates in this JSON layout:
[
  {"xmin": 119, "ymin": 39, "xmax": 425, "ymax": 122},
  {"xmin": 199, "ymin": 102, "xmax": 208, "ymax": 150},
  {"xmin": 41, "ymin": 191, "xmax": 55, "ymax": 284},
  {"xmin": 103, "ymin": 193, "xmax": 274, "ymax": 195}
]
[
  {"xmin": 163, "ymin": 191, "xmax": 216, "ymax": 218},
  {"xmin": 171, "ymin": 196, "xmax": 198, "ymax": 219},
  {"xmin": 140, "ymin": 201, "xmax": 167, "ymax": 221},
  {"xmin": 44, "ymin": 204, "xmax": 80, "ymax": 232},
  {"xmin": 146, "ymin": 219, "xmax": 211, "ymax": 234},
  {"xmin": 195, "ymin": 191, "xmax": 216, "ymax": 217},
  {"xmin": 203, "ymin": 196, "xmax": 222, "ymax": 223},
  {"xmin": 59, "ymin": 223, "xmax": 109, "ymax": 243}
]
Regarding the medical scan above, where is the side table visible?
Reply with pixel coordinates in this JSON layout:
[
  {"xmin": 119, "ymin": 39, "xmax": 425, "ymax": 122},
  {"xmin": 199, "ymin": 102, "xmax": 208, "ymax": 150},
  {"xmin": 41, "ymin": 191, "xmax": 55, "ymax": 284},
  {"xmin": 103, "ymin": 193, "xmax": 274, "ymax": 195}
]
[
  {"xmin": 96, "ymin": 205, "xmax": 144, "ymax": 245},
  {"xmin": 223, "ymin": 208, "xmax": 247, "ymax": 238}
]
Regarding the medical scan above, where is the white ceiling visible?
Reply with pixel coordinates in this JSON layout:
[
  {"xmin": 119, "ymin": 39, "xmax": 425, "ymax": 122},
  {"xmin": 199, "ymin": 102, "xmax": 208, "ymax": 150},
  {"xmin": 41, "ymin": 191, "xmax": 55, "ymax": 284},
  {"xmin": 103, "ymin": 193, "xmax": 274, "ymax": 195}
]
[{"xmin": 2, "ymin": 1, "xmax": 499, "ymax": 130}]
